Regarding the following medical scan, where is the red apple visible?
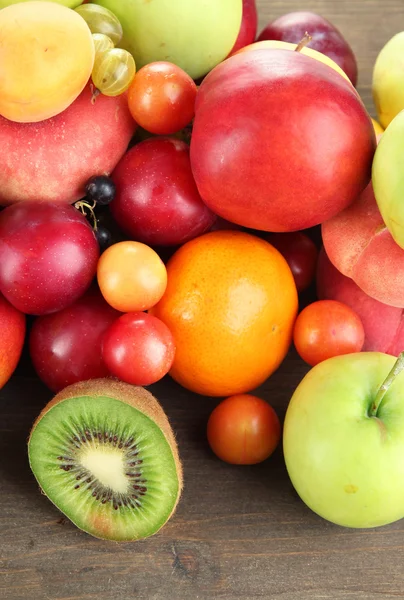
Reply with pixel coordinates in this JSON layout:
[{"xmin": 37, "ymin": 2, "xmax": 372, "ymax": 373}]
[
  {"xmin": 317, "ymin": 247, "xmax": 404, "ymax": 355},
  {"xmin": 190, "ymin": 49, "xmax": 375, "ymax": 232},
  {"xmin": 229, "ymin": 0, "xmax": 258, "ymax": 55},
  {"xmin": 258, "ymin": 11, "xmax": 358, "ymax": 86},
  {"xmin": 0, "ymin": 293, "xmax": 25, "ymax": 389}
]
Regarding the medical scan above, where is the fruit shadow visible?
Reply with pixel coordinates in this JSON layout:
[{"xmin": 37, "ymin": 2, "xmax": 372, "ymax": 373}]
[
  {"xmin": 149, "ymin": 351, "xmax": 309, "ymax": 510},
  {"xmin": 0, "ymin": 369, "xmax": 53, "ymax": 498}
]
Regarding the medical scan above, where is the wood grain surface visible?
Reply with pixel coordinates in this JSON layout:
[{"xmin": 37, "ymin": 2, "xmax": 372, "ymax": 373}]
[{"xmin": 2, "ymin": 1, "xmax": 404, "ymax": 599}]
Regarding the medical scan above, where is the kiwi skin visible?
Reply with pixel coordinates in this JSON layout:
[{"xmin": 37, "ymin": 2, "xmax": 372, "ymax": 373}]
[{"xmin": 28, "ymin": 378, "xmax": 183, "ymax": 541}]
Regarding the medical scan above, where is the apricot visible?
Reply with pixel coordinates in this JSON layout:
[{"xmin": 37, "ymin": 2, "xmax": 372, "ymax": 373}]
[
  {"xmin": 0, "ymin": 1, "xmax": 95, "ymax": 123},
  {"xmin": 0, "ymin": 0, "xmax": 81, "ymax": 7}
]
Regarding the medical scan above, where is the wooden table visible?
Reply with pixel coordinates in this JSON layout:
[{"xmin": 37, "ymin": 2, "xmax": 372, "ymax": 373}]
[{"xmin": 2, "ymin": 1, "xmax": 404, "ymax": 599}]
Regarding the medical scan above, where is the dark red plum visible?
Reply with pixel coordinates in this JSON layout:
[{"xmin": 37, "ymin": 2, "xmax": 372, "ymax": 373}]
[
  {"xmin": 266, "ymin": 232, "xmax": 318, "ymax": 292},
  {"xmin": 29, "ymin": 286, "xmax": 119, "ymax": 392},
  {"xmin": 110, "ymin": 138, "xmax": 216, "ymax": 247},
  {"xmin": 0, "ymin": 202, "xmax": 99, "ymax": 315},
  {"xmin": 258, "ymin": 11, "xmax": 358, "ymax": 86}
]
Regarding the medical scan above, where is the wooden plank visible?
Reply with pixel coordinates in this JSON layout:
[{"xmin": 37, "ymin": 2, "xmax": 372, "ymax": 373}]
[{"xmin": 2, "ymin": 1, "xmax": 404, "ymax": 599}]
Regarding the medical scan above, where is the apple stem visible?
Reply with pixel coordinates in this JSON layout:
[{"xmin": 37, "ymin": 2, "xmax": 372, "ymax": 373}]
[
  {"xmin": 370, "ymin": 352, "xmax": 404, "ymax": 416},
  {"xmin": 294, "ymin": 32, "xmax": 313, "ymax": 53}
]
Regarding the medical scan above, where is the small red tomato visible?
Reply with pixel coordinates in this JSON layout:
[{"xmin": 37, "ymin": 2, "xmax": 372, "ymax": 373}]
[
  {"xmin": 102, "ymin": 312, "xmax": 175, "ymax": 386},
  {"xmin": 293, "ymin": 300, "xmax": 365, "ymax": 366},
  {"xmin": 267, "ymin": 232, "xmax": 318, "ymax": 292},
  {"xmin": 207, "ymin": 394, "xmax": 281, "ymax": 465},
  {"xmin": 127, "ymin": 62, "xmax": 197, "ymax": 135}
]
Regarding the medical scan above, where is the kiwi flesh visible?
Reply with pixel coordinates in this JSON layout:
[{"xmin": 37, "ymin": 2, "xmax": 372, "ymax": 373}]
[{"xmin": 28, "ymin": 379, "xmax": 183, "ymax": 542}]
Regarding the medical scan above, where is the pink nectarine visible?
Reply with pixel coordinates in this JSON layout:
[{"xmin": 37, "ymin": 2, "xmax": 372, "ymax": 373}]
[
  {"xmin": 0, "ymin": 83, "xmax": 136, "ymax": 205},
  {"xmin": 322, "ymin": 184, "xmax": 404, "ymax": 308},
  {"xmin": 317, "ymin": 247, "xmax": 404, "ymax": 355}
]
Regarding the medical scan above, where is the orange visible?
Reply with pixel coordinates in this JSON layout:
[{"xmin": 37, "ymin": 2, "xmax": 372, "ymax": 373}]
[{"xmin": 151, "ymin": 231, "xmax": 298, "ymax": 397}]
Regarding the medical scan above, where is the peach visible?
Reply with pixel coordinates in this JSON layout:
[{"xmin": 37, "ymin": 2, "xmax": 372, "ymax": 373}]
[
  {"xmin": 0, "ymin": 293, "xmax": 26, "ymax": 389},
  {"xmin": 317, "ymin": 247, "xmax": 404, "ymax": 354},
  {"xmin": 0, "ymin": 2, "xmax": 95, "ymax": 123},
  {"xmin": 0, "ymin": 83, "xmax": 136, "ymax": 205},
  {"xmin": 322, "ymin": 183, "xmax": 404, "ymax": 308}
]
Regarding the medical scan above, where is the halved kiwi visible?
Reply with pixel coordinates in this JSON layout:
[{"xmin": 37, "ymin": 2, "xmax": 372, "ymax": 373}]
[{"xmin": 28, "ymin": 379, "xmax": 183, "ymax": 542}]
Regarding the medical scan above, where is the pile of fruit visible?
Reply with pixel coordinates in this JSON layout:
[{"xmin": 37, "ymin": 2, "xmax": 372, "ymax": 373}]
[{"xmin": 2, "ymin": 0, "xmax": 404, "ymax": 542}]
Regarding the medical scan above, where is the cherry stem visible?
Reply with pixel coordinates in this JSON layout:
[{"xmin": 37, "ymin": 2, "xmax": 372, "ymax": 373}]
[
  {"xmin": 370, "ymin": 352, "xmax": 404, "ymax": 416},
  {"xmin": 74, "ymin": 200, "xmax": 98, "ymax": 231},
  {"xmin": 294, "ymin": 32, "xmax": 313, "ymax": 53}
]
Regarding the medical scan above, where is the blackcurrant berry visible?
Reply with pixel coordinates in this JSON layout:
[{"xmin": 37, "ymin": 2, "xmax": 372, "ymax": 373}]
[
  {"xmin": 85, "ymin": 175, "xmax": 116, "ymax": 206},
  {"xmin": 95, "ymin": 225, "xmax": 112, "ymax": 251}
]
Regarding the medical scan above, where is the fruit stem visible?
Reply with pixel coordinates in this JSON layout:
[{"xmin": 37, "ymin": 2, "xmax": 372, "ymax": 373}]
[
  {"xmin": 74, "ymin": 200, "xmax": 98, "ymax": 231},
  {"xmin": 90, "ymin": 84, "xmax": 101, "ymax": 105},
  {"xmin": 294, "ymin": 32, "xmax": 313, "ymax": 53},
  {"xmin": 370, "ymin": 352, "xmax": 404, "ymax": 416}
]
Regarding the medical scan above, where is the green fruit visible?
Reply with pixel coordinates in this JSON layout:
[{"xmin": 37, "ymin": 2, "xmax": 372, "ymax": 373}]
[
  {"xmin": 283, "ymin": 352, "xmax": 404, "ymax": 528},
  {"xmin": 0, "ymin": 0, "xmax": 82, "ymax": 8},
  {"xmin": 92, "ymin": 47, "xmax": 136, "ymax": 96},
  {"xmin": 373, "ymin": 32, "xmax": 404, "ymax": 129},
  {"xmin": 75, "ymin": 4, "xmax": 123, "ymax": 46},
  {"xmin": 92, "ymin": 32, "xmax": 114, "ymax": 59},
  {"xmin": 372, "ymin": 110, "xmax": 404, "ymax": 249},
  {"xmin": 93, "ymin": 0, "xmax": 242, "ymax": 80},
  {"xmin": 28, "ymin": 379, "xmax": 183, "ymax": 542}
]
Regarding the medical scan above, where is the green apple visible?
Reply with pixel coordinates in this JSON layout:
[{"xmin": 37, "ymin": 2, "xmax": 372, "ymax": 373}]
[
  {"xmin": 372, "ymin": 110, "xmax": 404, "ymax": 250},
  {"xmin": 93, "ymin": 0, "xmax": 242, "ymax": 80},
  {"xmin": 373, "ymin": 32, "xmax": 404, "ymax": 129},
  {"xmin": 283, "ymin": 352, "xmax": 404, "ymax": 528},
  {"xmin": 0, "ymin": 0, "xmax": 82, "ymax": 7}
]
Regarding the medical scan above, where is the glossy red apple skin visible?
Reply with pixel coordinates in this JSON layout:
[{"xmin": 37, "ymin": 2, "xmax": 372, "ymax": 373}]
[
  {"xmin": 190, "ymin": 49, "xmax": 375, "ymax": 233},
  {"xmin": 229, "ymin": 0, "xmax": 258, "ymax": 55},
  {"xmin": 29, "ymin": 286, "xmax": 120, "ymax": 392},
  {"xmin": 0, "ymin": 293, "xmax": 25, "ymax": 389},
  {"xmin": 257, "ymin": 11, "xmax": 358, "ymax": 86},
  {"xmin": 110, "ymin": 138, "xmax": 216, "ymax": 247}
]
